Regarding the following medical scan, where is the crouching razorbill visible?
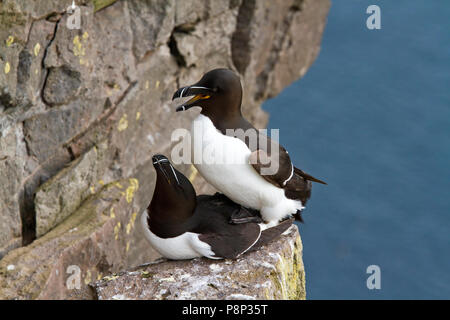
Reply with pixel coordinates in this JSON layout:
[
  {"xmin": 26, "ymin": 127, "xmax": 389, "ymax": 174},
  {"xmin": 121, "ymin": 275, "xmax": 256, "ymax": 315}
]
[
  {"xmin": 172, "ymin": 69, "xmax": 326, "ymax": 226},
  {"xmin": 140, "ymin": 154, "xmax": 293, "ymax": 260}
]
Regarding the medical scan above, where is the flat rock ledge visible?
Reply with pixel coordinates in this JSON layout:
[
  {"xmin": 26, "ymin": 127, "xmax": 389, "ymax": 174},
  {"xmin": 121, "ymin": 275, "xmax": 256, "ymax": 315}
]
[{"xmin": 91, "ymin": 225, "xmax": 305, "ymax": 300}]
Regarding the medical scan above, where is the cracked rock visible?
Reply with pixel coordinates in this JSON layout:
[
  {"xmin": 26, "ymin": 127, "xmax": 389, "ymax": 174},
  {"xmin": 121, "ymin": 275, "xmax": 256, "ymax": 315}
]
[{"xmin": 43, "ymin": 66, "xmax": 81, "ymax": 106}]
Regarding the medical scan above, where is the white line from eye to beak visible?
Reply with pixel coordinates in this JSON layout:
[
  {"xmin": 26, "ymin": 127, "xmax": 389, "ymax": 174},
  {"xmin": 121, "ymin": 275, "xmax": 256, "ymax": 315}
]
[
  {"xmin": 169, "ymin": 165, "xmax": 180, "ymax": 185},
  {"xmin": 189, "ymin": 86, "xmax": 211, "ymax": 90},
  {"xmin": 153, "ymin": 158, "xmax": 180, "ymax": 185}
]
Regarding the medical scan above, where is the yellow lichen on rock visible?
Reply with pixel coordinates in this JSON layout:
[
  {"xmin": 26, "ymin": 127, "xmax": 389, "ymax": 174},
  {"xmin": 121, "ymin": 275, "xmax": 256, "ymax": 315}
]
[
  {"xmin": 103, "ymin": 275, "xmax": 119, "ymax": 281},
  {"xmin": 267, "ymin": 232, "xmax": 306, "ymax": 300},
  {"xmin": 126, "ymin": 212, "xmax": 138, "ymax": 234},
  {"xmin": 34, "ymin": 43, "xmax": 41, "ymax": 56},
  {"xmin": 6, "ymin": 35, "xmax": 14, "ymax": 47},
  {"xmin": 112, "ymin": 182, "xmax": 124, "ymax": 189},
  {"xmin": 73, "ymin": 36, "xmax": 85, "ymax": 57},
  {"xmin": 84, "ymin": 270, "xmax": 92, "ymax": 285},
  {"xmin": 73, "ymin": 34, "xmax": 89, "ymax": 65},
  {"xmin": 125, "ymin": 179, "xmax": 139, "ymax": 203},
  {"xmin": 114, "ymin": 222, "xmax": 121, "ymax": 240},
  {"xmin": 4, "ymin": 62, "xmax": 10, "ymax": 74},
  {"xmin": 117, "ymin": 114, "xmax": 128, "ymax": 132}
]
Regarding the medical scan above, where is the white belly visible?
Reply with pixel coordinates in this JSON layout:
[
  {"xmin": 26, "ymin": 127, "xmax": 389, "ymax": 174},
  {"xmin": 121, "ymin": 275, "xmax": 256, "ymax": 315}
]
[
  {"xmin": 140, "ymin": 210, "xmax": 219, "ymax": 260},
  {"xmin": 190, "ymin": 114, "xmax": 303, "ymax": 222}
]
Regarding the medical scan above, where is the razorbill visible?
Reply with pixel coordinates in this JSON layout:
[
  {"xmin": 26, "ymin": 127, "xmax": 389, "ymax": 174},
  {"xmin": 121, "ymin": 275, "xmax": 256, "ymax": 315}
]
[
  {"xmin": 172, "ymin": 69, "xmax": 326, "ymax": 226},
  {"xmin": 140, "ymin": 154, "xmax": 294, "ymax": 260}
]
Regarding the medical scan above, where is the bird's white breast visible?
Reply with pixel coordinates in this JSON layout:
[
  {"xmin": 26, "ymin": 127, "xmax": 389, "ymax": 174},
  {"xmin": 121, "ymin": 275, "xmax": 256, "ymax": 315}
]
[
  {"xmin": 140, "ymin": 210, "xmax": 218, "ymax": 260},
  {"xmin": 190, "ymin": 114, "xmax": 300, "ymax": 221}
]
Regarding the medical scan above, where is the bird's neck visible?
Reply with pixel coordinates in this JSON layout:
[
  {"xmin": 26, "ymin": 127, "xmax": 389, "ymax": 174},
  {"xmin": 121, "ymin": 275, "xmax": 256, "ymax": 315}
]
[
  {"xmin": 147, "ymin": 184, "xmax": 196, "ymax": 237},
  {"xmin": 201, "ymin": 108, "xmax": 245, "ymax": 135},
  {"xmin": 147, "ymin": 204, "xmax": 195, "ymax": 238}
]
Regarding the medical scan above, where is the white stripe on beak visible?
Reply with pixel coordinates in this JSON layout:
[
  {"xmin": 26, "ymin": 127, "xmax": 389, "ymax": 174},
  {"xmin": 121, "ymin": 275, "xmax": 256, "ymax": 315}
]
[
  {"xmin": 153, "ymin": 158, "xmax": 170, "ymax": 165},
  {"xmin": 180, "ymin": 87, "xmax": 187, "ymax": 98}
]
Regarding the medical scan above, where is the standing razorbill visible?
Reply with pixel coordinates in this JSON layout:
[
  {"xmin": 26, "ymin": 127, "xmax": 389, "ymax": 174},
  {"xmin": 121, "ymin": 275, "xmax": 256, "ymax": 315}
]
[
  {"xmin": 141, "ymin": 154, "xmax": 293, "ymax": 260},
  {"xmin": 172, "ymin": 69, "xmax": 326, "ymax": 226}
]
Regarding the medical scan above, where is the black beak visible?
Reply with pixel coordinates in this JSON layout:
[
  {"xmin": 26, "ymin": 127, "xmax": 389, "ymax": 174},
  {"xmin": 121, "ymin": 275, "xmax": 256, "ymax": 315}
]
[
  {"xmin": 152, "ymin": 155, "xmax": 170, "ymax": 182},
  {"xmin": 172, "ymin": 85, "xmax": 213, "ymax": 112},
  {"xmin": 152, "ymin": 155, "xmax": 181, "ymax": 187}
]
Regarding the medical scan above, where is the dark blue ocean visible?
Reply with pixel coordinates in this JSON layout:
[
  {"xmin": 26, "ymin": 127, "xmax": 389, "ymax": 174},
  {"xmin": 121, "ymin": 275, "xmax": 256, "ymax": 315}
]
[{"xmin": 263, "ymin": 1, "xmax": 450, "ymax": 299}]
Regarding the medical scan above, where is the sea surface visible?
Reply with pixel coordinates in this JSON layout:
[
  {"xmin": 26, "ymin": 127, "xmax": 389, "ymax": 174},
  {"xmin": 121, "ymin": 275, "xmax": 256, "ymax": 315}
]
[{"xmin": 263, "ymin": 1, "xmax": 450, "ymax": 299}]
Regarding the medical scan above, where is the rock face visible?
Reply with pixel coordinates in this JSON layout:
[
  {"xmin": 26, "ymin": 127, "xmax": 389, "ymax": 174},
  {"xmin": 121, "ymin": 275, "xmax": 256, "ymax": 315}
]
[
  {"xmin": 92, "ymin": 225, "xmax": 305, "ymax": 300},
  {"xmin": 0, "ymin": 0, "xmax": 330, "ymax": 299},
  {"xmin": 0, "ymin": 179, "xmax": 141, "ymax": 299}
]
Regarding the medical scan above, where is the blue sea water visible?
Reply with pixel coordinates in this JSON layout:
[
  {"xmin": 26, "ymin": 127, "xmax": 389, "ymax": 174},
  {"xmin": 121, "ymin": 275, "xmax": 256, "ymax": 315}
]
[{"xmin": 263, "ymin": 1, "xmax": 450, "ymax": 299}]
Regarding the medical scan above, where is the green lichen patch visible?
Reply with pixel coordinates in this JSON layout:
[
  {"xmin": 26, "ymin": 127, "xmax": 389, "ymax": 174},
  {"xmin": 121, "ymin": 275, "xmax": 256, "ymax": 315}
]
[
  {"xmin": 92, "ymin": 0, "xmax": 118, "ymax": 13},
  {"xmin": 140, "ymin": 271, "xmax": 155, "ymax": 279}
]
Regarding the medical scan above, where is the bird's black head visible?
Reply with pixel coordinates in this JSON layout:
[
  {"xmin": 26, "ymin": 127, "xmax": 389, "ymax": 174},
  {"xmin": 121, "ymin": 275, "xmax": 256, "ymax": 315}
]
[
  {"xmin": 150, "ymin": 154, "xmax": 196, "ymax": 220},
  {"xmin": 172, "ymin": 69, "xmax": 243, "ymax": 121}
]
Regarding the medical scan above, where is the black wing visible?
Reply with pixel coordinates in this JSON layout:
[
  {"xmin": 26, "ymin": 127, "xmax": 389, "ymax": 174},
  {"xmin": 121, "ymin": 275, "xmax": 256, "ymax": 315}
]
[
  {"xmin": 249, "ymin": 147, "xmax": 327, "ymax": 188},
  {"xmin": 198, "ymin": 223, "xmax": 261, "ymax": 259},
  {"xmin": 194, "ymin": 194, "xmax": 262, "ymax": 259}
]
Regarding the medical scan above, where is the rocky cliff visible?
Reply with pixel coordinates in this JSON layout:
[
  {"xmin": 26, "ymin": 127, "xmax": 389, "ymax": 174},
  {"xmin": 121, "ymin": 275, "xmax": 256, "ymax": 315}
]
[{"xmin": 0, "ymin": 0, "xmax": 329, "ymax": 299}]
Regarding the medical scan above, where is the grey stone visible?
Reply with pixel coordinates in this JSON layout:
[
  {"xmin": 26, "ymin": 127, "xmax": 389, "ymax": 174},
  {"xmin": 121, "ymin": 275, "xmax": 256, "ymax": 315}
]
[
  {"xmin": 23, "ymin": 103, "xmax": 87, "ymax": 163},
  {"xmin": 0, "ymin": 179, "xmax": 149, "ymax": 300},
  {"xmin": 128, "ymin": 0, "xmax": 175, "ymax": 61},
  {"xmin": 174, "ymin": 0, "xmax": 235, "ymax": 27},
  {"xmin": 0, "ymin": 124, "xmax": 26, "ymax": 258},
  {"xmin": 92, "ymin": 225, "xmax": 305, "ymax": 300},
  {"xmin": 43, "ymin": 66, "xmax": 81, "ymax": 106},
  {"xmin": 173, "ymin": 7, "xmax": 237, "ymax": 68},
  {"xmin": 35, "ymin": 147, "xmax": 98, "ymax": 237}
]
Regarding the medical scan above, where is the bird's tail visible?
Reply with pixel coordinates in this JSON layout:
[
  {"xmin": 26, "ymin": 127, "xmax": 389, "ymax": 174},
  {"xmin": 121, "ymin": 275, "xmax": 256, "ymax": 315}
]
[
  {"xmin": 294, "ymin": 167, "xmax": 327, "ymax": 185},
  {"xmin": 294, "ymin": 210, "xmax": 304, "ymax": 223},
  {"xmin": 248, "ymin": 218, "xmax": 295, "ymax": 252}
]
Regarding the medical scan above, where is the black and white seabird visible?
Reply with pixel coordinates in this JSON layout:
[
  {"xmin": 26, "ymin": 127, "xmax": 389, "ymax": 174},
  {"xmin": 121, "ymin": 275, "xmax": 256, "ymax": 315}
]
[
  {"xmin": 172, "ymin": 69, "xmax": 326, "ymax": 226},
  {"xmin": 140, "ymin": 154, "xmax": 293, "ymax": 260}
]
